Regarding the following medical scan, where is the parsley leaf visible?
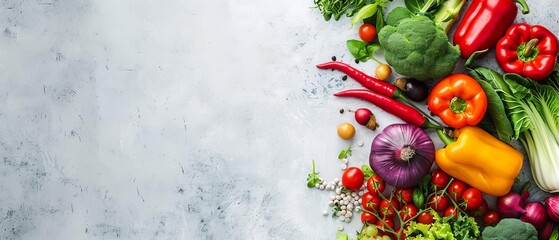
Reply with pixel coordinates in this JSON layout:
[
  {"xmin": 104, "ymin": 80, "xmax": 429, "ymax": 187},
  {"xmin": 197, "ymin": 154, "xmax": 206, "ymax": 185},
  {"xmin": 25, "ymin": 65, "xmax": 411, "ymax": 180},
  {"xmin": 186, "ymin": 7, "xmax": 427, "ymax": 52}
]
[
  {"xmin": 338, "ymin": 146, "xmax": 352, "ymax": 160},
  {"xmin": 306, "ymin": 160, "xmax": 322, "ymax": 188},
  {"xmin": 361, "ymin": 165, "xmax": 375, "ymax": 179},
  {"xmin": 332, "ymin": 202, "xmax": 341, "ymax": 218}
]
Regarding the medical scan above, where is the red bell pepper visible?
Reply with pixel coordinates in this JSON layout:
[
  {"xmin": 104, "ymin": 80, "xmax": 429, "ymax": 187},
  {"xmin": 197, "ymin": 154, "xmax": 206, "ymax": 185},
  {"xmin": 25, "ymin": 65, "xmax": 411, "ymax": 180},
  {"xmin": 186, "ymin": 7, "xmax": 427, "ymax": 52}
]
[
  {"xmin": 496, "ymin": 23, "xmax": 559, "ymax": 81},
  {"xmin": 453, "ymin": 0, "xmax": 529, "ymax": 59}
]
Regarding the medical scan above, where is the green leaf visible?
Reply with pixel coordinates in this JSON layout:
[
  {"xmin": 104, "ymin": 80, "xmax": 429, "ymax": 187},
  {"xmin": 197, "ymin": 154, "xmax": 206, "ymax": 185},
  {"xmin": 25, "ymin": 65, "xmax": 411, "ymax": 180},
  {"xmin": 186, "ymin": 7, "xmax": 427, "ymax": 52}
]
[
  {"xmin": 499, "ymin": 76, "xmax": 534, "ymax": 139},
  {"xmin": 366, "ymin": 43, "xmax": 381, "ymax": 55},
  {"xmin": 336, "ymin": 230, "xmax": 349, "ymax": 240},
  {"xmin": 361, "ymin": 164, "xmax": 375, "ymax": 179},
  {"xmin": 405, "ymin": 0, "xmax": 424, "ymax": 13},
  {"xmin": 477, "ymin": 79, "xmax": 514, "ymax": 143},
  {"xmin": 351, "ymin": 3, "xmax": 378, "ymax": 28},
  {"xmin": 375, "ymin": 8, "xmax": 385, "ymax": 31},
  {"xmin": 306, "ymin": 160, "xmax": 321, "ymax": 188},
  {"xmin": 347, "ymin": 40, "xmax": 370, "ymax": 62},
  {"xmin": 332, "ymin": 202, "xmax": 341, "ymax": 217},
  {"xmin": 338, "ymin": 145, "xmax": 352, "ymax": 159}
]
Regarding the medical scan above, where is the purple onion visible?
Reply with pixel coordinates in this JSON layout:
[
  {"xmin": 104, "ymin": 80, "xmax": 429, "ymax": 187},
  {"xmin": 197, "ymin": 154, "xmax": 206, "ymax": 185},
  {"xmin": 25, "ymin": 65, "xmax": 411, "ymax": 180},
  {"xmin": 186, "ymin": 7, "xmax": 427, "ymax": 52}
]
[
  {"xmin": 545, "ymin": 195, "xmax": 559, "ymax": 222},
  {"xmin": 369, "ymin": 124, "xmax": 435, "ymax": 188},
  {"xmin": 497, "ymin": 190, "xmax": 529, "ymax": 218},
  {"xmin": 520, "ymin": 202, "xmax": 548, "ymax": 230}
]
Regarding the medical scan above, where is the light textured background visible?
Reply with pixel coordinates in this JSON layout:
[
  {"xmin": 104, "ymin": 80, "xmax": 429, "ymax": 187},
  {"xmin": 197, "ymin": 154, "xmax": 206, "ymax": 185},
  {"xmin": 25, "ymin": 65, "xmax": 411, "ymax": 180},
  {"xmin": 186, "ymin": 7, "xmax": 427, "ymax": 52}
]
[{"xmin": 0, "ymin": 0, "xmax": 557, "ymax": 239}]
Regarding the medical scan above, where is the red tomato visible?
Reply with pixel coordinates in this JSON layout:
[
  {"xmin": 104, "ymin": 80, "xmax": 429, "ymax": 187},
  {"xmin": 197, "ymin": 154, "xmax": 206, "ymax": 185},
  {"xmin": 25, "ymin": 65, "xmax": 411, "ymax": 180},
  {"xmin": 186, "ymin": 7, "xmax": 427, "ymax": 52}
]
[
  {"xmin": 462, "ymin": 188, "xmax": 484, "ymax": 210},
  {"xmin": 359, "ymin": 23, "xmax": 377, "ymax": 43},
  {"xmin": 483, "ymin": 210, "xmax": 501, "ymax": 226},
  {"xmin": 399, "ymin": 204, "xmax": 418, "ymax": 222},
  {"xmin": 395, "ymin": 187, "xmax": 414, "ymax": 204},
  {"xmin": 376, "ymin": 216, "xmax": 395, "ymax": 232},
  {"xmin": 431, "ymin": 169, "xmax": 450, "ymax": 190},
  {"xmin": 361, "ymin": 211, "xmax": 378, "ymax": 224},
  {"xmin": 367, "ymin": 175, "xmax": 386, "ymax": 195},
  {"xmin": 394, "ymin": 227, "xmax": 406, "ymax": 240},
  {"xmin": 468, "ymin": 199, "xmax": 488, "ymax": 217},
  {"xmin": 428, "ymin": 194, "xmax": 450, "ymax": 212},
  {"xmin": 379, "ymin": 197, "xmax": 400, "ymax": 218},
  {"xmin": 361, "ymin": 192, "xmax": 381, "ymax": 212},
  {"xmin": 444, "ymin": 205, "xmax": 458, "ymax": 219},
  {"xmin": 447, "ymin": 179, "xmax": 468, "ymax": 201},
  {"xmin": 416, "ymin": 212, "xmax": 435, "ymax": 224},
  {"xmin": 342, "ymin": 167, "xmax": 364, "ymax": 190}
]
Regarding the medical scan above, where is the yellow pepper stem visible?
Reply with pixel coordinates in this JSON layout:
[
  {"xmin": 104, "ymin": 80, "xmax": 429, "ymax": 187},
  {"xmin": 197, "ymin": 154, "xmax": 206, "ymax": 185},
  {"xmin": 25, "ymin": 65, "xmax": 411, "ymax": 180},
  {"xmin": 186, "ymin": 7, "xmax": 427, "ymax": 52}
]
[{"xmin": 437, "ymin": 129, "xmax": 456, "ymax": 146}]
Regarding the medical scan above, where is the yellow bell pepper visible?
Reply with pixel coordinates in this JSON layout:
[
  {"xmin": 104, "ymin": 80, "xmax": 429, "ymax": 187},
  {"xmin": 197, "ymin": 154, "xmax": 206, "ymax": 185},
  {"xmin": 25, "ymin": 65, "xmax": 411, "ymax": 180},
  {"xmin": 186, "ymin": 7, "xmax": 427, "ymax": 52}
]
[{"xmin": 435, "ymin": 126, "xmax": 523, "ymax": 197}]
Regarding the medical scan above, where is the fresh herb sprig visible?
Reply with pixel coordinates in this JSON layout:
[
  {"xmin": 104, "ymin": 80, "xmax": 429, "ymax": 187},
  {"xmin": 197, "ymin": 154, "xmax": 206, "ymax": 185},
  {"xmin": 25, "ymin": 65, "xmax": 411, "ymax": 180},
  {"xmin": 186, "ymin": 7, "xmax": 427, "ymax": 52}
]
[
  {"xmin": 313, "ymin": 0, "xmax": 367, "ymax": 21},
  {"xmin": 307, "ymin": 160, "xmax": 322, "ymax": 188},
  {"xmin": 338, "ymin": 146, "xmax": 353, "ymax": 159}
]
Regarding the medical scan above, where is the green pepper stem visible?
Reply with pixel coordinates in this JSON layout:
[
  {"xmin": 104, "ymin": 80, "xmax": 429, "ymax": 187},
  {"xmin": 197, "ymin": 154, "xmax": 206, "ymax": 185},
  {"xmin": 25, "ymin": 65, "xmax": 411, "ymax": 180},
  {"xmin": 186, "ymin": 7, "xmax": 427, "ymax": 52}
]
[
  {"xmin": 523, "ymin": 38, "xmax": 539, "ymax": 57},
  {"xmin": 449, "ymin": 97, "xmax": 467, "ymax": 114},
  {"xmin": 437, "ymin": 129, "xmax": 456, "ymax": 146},
  {"xmin": 515, "ymin": 0, "xmax": 530, "ymax": 14}
]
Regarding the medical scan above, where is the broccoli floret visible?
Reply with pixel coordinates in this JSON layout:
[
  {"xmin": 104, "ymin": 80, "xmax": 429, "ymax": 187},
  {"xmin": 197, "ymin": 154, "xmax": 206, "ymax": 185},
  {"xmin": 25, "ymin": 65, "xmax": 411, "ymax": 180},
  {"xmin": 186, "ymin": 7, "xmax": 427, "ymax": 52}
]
[
  {"xmin": 378, "ymin": 13, "xmax": 460, "ymax": 81},
  {"xmin": 481, "ymin": 218, "xmax": 538, "ymax": 240}
]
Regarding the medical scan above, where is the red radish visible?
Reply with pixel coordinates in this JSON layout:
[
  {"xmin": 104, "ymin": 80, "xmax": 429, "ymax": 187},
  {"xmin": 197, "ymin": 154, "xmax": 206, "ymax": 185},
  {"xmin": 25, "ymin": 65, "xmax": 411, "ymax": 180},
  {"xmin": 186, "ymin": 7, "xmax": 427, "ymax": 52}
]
[{"xmin": 353, "ymin": 108, "xmax": 379, "ymax": 130}]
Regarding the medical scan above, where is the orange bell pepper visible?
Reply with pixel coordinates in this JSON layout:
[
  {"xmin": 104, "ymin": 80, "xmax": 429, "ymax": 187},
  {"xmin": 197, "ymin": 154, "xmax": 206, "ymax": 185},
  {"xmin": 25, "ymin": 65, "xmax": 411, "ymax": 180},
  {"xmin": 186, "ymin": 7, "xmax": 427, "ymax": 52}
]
[{"xmin": 427, "ymin": 74, "xmax": 487, "ymax": 128}]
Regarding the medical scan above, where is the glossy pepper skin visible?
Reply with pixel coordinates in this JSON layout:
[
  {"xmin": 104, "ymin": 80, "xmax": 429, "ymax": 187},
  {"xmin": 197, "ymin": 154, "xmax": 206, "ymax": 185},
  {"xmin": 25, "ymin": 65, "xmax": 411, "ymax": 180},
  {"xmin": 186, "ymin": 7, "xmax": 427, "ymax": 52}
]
[
  {"xmin": 496, "ymin": 23, "xmax": 559, "ymax": 81},
  {"xmin": 427, "ymin": 74, "xmax": 487, "ymax": 129},
  {"xmin": 435, "ymin": 126, "xmax": 523, "ymax": 197},
  {"xmin": 453, "ymin": 0, "xmax": 529, "ymax": 59}
]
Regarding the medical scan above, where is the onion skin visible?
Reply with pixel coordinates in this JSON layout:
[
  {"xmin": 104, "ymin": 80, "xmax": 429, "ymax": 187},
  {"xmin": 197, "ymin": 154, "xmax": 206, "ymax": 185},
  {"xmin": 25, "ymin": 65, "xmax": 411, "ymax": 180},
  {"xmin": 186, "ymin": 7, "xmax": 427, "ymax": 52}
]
[
  {"xmin": 369, "ymin": 124, "xmax": 435, "ymax": 188},
  {"xmin": 520, "ymin": 202, "xmax": 548, "ymax": 230},
  {"xmin": 497, "ymin": 190, "xmax": 529, "ymax": 218},
  {"xmin": 545, "ymin": 195, "xmax": 559, "ymax": 222}
]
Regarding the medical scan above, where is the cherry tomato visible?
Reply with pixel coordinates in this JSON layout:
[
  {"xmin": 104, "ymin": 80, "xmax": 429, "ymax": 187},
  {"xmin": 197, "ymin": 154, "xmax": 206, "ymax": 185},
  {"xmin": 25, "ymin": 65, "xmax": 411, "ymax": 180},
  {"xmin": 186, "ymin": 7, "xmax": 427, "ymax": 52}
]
[
  {"xmin": 359, "ymin": 23, "xmax": 377, "ymax": 43},
  {"xmin": 361, "ymin": 211, "xmax": 378, "ymax": 224},
  {"xmin": 483, "ymin": 210, "xmax": 501, "ymax": 226},
  {"xmin": 337, "ymin": 122, "xmax": 355, "ymax": 140},
  {"xmin": 394, "ymin": 227, "xmax": 406, "ymax": 240},
  {"xmin": 375, "ymin": 64, "xmax": 392, "ymax": 81},
  {"xmin": 428, "ymin": 194, "xmax": 450, "ymax": 212},
  {"xmin": 470, "ymin": 199, "xmax": 488, "ymax": 217},
  {"xmin": 462, "ymin": 188, "xmax": 484, "ymax": 210},
  {"xmin": 367, "ymin": 175, "xmax": 386, "ymax": 195},
  {"xmin": 447, "ymin": 179, "xmax": 468, "ymax": 201},
  {"xmin": 342, "ymin": 167, "xmax": 364, "ymax": 190},
  {"xmin": 399, "ymin": 204, "xmax": 418, "ymax": 222},
  {"xmin": 362, "ymin": 192, "xmax": 381, "ymax": 212},
  {"xmin": 444, "ymin": 205, "xmax": 458, "ymax": 219},
  {"xmin": 431, "ymin": 169, "xmax": 450, "ymax": 190},
  {"xmin": 416, "ymin": 212, "xmax": 435, "ymax": 224},
  {"xmin": 395, "ymin": 187, "xmax": 414, "ymax": 204},
  {"xmin": 375, "ymin": 217, "xmax": 395, "ymax": 233},
  {"xmin": 379, "ymin": 197, "xmax": 400, "ymax": 218}
]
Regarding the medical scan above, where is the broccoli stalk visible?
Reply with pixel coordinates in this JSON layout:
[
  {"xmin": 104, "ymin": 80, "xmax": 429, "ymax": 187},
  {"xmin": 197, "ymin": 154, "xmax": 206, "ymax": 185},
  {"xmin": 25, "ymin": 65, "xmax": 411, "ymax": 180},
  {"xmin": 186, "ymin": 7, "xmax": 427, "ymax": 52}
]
[
  {"xmin": 432, "ymin": 0, "xmax": 467, "ymax": 33},
  {"xmin": 411, "ymin": 0, "xmax": 467, "ymax": 33}
]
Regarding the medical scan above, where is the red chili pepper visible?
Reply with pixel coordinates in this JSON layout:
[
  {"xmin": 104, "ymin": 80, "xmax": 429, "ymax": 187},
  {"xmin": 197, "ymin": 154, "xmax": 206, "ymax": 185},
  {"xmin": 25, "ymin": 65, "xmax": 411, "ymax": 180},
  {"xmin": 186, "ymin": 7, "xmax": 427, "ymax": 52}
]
[
  {"xmin": 334, "ymin": 89, "xmax": 438, "ymax": 129},
  {"xmin": 453, "ymin": 0, "xmax": 529, "ymax": 59},
  {"xmin": 496, "ymin": 24, "xmax": 559, "ymax": 81},
  {"xmin": 316, "ymin": 61, "xmax": 400, "ymax": 98}
]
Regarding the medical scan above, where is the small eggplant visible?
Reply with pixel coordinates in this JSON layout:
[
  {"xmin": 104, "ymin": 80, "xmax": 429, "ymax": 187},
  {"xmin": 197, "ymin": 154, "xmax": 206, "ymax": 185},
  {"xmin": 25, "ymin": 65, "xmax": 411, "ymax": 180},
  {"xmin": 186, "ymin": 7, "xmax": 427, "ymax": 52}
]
[{"xmin": 394, "ymin": 78, "xmax": 428, "ymax": 102}]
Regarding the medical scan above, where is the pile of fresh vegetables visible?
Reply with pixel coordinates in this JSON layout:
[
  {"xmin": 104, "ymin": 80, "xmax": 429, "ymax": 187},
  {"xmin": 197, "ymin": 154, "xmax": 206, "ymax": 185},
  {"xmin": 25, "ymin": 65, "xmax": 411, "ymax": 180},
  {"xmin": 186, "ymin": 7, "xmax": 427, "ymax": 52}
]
[{"xmin": 306, "ymin": 0, "xmax": 559, "ymax": 239}]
